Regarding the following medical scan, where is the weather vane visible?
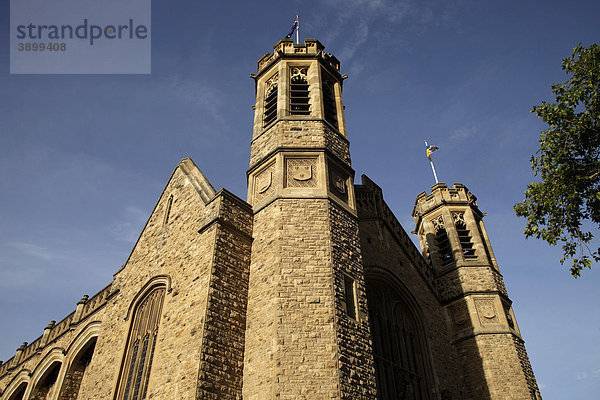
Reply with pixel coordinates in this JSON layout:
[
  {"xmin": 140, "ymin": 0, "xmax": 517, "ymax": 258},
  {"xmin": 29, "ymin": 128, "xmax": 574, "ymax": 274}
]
[{"xmin": 424, "ymin": 140, "xmax": 439, "ymax": 184}]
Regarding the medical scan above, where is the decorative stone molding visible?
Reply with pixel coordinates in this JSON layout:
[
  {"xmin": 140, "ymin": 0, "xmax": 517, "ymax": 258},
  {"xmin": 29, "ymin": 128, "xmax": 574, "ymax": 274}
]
[
  {"xmin": 265, "ymin": 73, "xmax": 278, "ymax": 95},
  {"xmin": 290, "ymin": 66, "xmax": 308, "ymax": 84},
  {"xmin": 450, "ymin": 303, "xmax": 468, "ymax": 326},
  {"xmin": 431, "ymin": 215, "xmax": 445, "ymax": 233},
  {"xmin": 451, "ymin": 212, "xmax": 465, "ymax": 226}
]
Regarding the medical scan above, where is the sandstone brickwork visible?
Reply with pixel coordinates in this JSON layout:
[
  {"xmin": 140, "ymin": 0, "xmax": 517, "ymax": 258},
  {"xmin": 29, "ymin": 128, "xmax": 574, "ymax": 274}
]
[{"xmin": 1, "ymin": 39, "xmax": 540, "ymax": 400}]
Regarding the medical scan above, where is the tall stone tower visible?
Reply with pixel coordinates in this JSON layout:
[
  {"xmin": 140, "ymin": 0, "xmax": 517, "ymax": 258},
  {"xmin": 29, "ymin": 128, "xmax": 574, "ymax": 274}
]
[
  {"xmin": 412, "ymin": 183, "xmax": 541, "ymax": 399},
  {"xmin": 243, "ymin": 39, "xmax": 377, "ymax": 399}
]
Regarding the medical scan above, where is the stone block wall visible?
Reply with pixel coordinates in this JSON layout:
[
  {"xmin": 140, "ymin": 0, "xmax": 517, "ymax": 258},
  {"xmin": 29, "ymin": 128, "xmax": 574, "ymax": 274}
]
[
  {"xmin": 356, "ymin": 179, "xmax": 463, "ymax": 399},
  {"xmin": 455, "ymin": 334, "xmax": 541, "ymax": 400},
  {"xmin": 243, "ymin": 198, "xmax": 340, "ymax": 400},
  {"xmin": 249, "ymin": 121, "xmax": 350, "ymax": 169},
  {"xmin": 329, "ymin": 203, "xmax": 377, "ymax": 399}
]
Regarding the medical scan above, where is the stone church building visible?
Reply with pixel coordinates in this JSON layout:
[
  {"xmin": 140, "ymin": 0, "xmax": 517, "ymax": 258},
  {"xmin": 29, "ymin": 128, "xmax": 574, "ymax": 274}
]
[{"xmin": 0, "ymin": 39, "xmax": 541, "ymax": 400}]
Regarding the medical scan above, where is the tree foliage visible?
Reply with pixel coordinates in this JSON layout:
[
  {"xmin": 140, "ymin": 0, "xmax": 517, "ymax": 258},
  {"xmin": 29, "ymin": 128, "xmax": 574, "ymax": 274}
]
[{"xmin": 515, "ymin": 43, "xmax": 600, "ymax": 277}]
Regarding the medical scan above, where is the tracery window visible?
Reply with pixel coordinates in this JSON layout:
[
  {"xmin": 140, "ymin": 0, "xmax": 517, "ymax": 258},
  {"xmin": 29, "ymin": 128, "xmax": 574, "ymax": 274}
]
[
  {"xmin": 289, "ymin": 67, "xmax": 310, "ymax": 115},
  {"xmin": 367, "ymin": 280, "xmax": 432, "ymax": 400},
  {"xmin": 116, "ymin": 286, "xmax": 165, "ymax": 400}
]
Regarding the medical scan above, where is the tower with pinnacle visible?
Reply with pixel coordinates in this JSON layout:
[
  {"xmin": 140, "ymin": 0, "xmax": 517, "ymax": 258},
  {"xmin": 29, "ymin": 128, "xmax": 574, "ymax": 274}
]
[
  {"xmin": 413, "ymin": 183, "xmax": 541, "ymax": 399},
  {"xmin": 243, "ymin": 38, "xmax": 377, "ymax": 399}
]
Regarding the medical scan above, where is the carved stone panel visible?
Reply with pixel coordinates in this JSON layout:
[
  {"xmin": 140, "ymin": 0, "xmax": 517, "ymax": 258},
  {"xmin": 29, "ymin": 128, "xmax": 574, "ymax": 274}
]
[
  {"xmin": 254, "ymin": 162, "xmax": 276, "ymax": 203},
  {"xmin": 286, "ymin": 158, "xmax": 317, "ymax": 188},
  {"xmin": 474, "ymin": 298, "xmax": 499, "ymax": 325},
  {"xmin": 448, "ymin": 301, "xmax": 471, "ymax": 334},
  {"xmin": 328, "ymin": 164, "xmax": 348, "ymax": 203}
]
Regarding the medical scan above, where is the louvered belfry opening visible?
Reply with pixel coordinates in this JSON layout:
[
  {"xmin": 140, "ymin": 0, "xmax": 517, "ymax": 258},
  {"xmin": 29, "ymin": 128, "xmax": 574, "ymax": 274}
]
[
  {"xmin": 430, "ymin": 216, "xmax": 453, "ymax": 265},
  {"xmin": 453, "ymin": 212, "xmax": 476, "ymax": 258},
  {"xmin": 321, "ymin": 71, "xmax": 338, "ymax": 128},
  {"xmin": 435, "ymin": 228, "xmax": 454, "ymax": 265},
  {"xmin": 289, "ymin": 67, "xmax": 310, "ymax": 115},
  {"xmin": 263, "ymin": 74, "xmax": 278, "ymax": 127}
]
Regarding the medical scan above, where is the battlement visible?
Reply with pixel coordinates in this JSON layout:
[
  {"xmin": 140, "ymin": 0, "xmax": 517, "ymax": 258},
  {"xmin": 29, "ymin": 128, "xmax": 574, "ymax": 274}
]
[
  {"xmin": 412, "ymin": 182, "xmax": 482, "ymax": 227},
  {"xmin": 0, "ymin": 283, "xmax": 114, "ymax": 378},
  {"xmin": 256, "ymin": 38, "xmax": 340, "ymax": 76},
  {"xmin": 355, "ymin": 175, "xmax": 437, "ymax": 292}
]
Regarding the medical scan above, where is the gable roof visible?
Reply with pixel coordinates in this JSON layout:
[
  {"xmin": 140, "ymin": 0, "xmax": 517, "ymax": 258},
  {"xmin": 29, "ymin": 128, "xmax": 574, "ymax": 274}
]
[{"xmin": 178, "ymin": 158, "xmax": 216, "ymax": 204}]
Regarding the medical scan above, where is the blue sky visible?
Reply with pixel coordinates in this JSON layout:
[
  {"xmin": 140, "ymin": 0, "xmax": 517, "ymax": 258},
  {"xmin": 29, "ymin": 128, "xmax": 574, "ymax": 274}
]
[{"xmin": 1, "ymin": 0, "xmax": 599, "ymax": 398}]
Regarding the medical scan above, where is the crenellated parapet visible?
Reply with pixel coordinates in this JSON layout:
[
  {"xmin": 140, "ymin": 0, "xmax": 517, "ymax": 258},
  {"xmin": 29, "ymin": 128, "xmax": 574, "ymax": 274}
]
[
  {"xmin": 412, "ymin": 182, "xmax": 481, "ymax": 227},
  {"xmin": 256, "ymin": 38, "xmax": 340, "ymax": 77},
  {"xmin": 0, "ymin": 283, "xmax": 114, "ymax": 379}
]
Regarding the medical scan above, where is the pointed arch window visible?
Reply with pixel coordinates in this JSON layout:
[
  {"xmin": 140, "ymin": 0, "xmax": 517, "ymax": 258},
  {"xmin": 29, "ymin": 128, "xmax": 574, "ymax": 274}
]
[
  {"xmin": 431, "ymin": 216, "xmax": 453, "ymax": 265},
  {"xmin": 452, "ymin": 212, "xmax": 476, "ymax": 258},
  {"xmin": 58, "ymin": 338, "xmax": 97, "ymax": 400},
  {"xmin": 367, "ymin": 280, "xmax": 433, "ymax": 400},
  {"xmin": 30, "ymin": 361, "xmax": 61, "ymax": 400},
  {"xmin": 6, "ymin": 382, "xmax": 28, "ymax": 400},
  {"xmin": 116, "ymin": 286, "xmax": 165, "ymax": 400}
]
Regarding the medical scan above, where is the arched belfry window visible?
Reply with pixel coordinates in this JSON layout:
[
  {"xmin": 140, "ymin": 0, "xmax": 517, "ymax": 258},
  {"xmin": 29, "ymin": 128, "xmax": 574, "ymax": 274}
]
[
  {"xmin": 263, "ymin": 73, "xmax": 278, "ymax": 127},
  {"xmin": 289, "ymin": 67, "xmax": 310, "ymax": 115},
  {"xmin": 367, "ymin": 278, "xmax": 433, "ymax": 400},
  {"xmin": 431, "ymin": 216, "xmax": 453, "ymax": 265},
  {"xmin": 452, "ymin": 212, "xmax": 476, "ymax": 258},
  {"xmin": 116, "ymin": 286, "xmax": 165, "ymax": 400},
  {"xmin": 321, "ymin": 70, "xmax": 338, "ymax": 128}
]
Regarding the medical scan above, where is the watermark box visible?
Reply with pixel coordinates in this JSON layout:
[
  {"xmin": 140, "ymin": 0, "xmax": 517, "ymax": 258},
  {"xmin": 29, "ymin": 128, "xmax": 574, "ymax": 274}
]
[{"xmin": 10, "ymin": 0, "xmax": 151, "ymax": 74}]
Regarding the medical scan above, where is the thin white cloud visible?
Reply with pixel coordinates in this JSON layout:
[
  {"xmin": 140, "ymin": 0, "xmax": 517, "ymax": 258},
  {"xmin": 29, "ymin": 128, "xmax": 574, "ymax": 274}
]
[
  {"xmin": 450, "ymin": 124, "xmax": 478, "ymax": 141},
  {"xmin": 109, "ymin": 206, "xmax": 149, "ymax": 243},
  {"xmin": 8, "ymin": 242, "xmax": 65, "ymax": 262},
  {"xmin": 339, "ymin": 21, "xmax": 370, "ymax": 61},
  {"xmin": 575, "ymin": 369, "xmax": 600, "ymax": 381},
  {"xmin": 164, "ymin": 74, "xmax": 225, "ymax": 123},
  {"xmin": 576, "ymin": 371, "xmax": 588, "ymax": 381}
]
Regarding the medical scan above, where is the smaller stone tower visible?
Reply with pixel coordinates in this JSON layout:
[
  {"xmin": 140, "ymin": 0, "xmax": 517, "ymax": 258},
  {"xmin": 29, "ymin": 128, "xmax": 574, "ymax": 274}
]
[{"xmin": 413, "ymin": 183, "xmax": 541, "ymax": 400}]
